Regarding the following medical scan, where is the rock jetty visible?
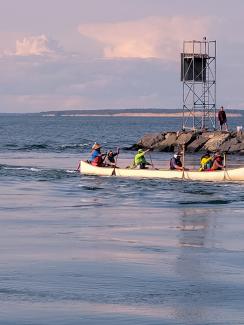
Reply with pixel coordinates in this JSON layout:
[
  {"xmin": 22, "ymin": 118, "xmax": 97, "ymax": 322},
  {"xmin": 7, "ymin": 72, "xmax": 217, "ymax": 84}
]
[{"xmin": 130, "ymin": 130, "xmax": 244, "ymax": 154}]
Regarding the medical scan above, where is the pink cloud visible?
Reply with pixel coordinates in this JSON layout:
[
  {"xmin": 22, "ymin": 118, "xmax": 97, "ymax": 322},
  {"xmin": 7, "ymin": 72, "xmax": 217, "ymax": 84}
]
[{"xmin": 78, "ymin": 16, "xmax": 213, "ymax": 60}]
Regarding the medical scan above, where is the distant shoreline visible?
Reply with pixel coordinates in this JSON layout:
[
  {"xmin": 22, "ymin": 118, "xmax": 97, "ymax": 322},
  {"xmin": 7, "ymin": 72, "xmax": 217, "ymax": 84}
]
[{"xmin": 42, "ymin": 112, "xmax": 242, "ymax": 118}]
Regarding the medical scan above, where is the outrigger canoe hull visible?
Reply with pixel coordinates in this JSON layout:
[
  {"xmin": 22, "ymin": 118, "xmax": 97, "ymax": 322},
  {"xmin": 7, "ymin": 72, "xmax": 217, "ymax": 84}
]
[{"xmin": 79, "ymin": 161, "xmax": 244, "ymax": 182}]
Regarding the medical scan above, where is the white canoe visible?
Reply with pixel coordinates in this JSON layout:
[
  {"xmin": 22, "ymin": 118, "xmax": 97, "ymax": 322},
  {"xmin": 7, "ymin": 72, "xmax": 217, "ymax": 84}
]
[{"xmin": 78, "ymin": 161, "xmax": 244, "ymax": 182}]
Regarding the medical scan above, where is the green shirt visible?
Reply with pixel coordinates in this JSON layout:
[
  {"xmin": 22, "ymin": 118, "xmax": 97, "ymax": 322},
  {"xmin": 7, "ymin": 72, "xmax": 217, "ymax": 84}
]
[{"xmin": 134, "ymin": 151, "xmax": 147, "ymax": 165}]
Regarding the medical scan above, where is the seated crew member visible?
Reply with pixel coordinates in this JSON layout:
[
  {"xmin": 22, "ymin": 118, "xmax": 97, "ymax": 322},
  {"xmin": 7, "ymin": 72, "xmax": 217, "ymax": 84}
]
[
  {"xmin": 130, "ymin": 149, "xmax": 151, "ymax": 169},
  {"xmin": 90, "ymin": 143, "xmax": 106, "ymax": 167},
  {"xmin": 199, "ymin": 152, "xmax": 213, "ymax": 171},
  {"xmin": 170, "ymin": 153, "xmax": 184, "ymax": 171},
  {"xmin": 211, "ymin": 153, "xmax": 224, "ymax": 171},
  {"xmin": 104, "ymin": 149, "xmax": 119, "ymax": 167}
]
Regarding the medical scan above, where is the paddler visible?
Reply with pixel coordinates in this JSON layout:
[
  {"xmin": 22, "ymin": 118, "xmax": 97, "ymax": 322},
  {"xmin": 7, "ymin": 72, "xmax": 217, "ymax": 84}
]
[
  {"xmin": 130, "ymin": 149, "xmax": 151, "ymax": 169},
  {"xmin": 169, "ymin": 153, "xmax": 184, "ymax": 171},
  {"xmin": 90, "ymin": 143, "xmax": 106, "ymax": 167},
  {"xmin": 104, "ymin": 149, "xmax": 119, "ymax": 167},
  {"xmin": 211, "ymin": 152, "xmax": 225, "ymax": 171},
  {"xmin": 199, "ymin": 152, "xmax": 213, "ymax": 171}
]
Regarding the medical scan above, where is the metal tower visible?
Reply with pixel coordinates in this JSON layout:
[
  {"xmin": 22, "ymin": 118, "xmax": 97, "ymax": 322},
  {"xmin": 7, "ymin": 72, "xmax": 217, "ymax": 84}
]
[{"xmin": 181, "ymin": 38, "xmax": 216, "ymax": 130}]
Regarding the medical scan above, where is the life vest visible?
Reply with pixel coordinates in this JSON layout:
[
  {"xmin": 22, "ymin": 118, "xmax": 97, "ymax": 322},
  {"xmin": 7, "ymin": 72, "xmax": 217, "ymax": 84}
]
[
  {"xmin": 91, "ymin": 155, "xmax": 103, "ymax": 166},
  {"xmin": 200, "ymin": 157, "xmax": 212, "ymax": 171}
]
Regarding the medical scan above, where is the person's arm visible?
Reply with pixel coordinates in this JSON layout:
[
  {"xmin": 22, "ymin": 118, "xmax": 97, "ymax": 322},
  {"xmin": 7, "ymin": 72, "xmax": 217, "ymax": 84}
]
[
  {"xmin": 215, "ymin": 160, "xmax": 224, "ymax": 168},
  {"xmin": 136, "ymin": 152, "xmax": 146, "ymax": 158},
  {"xmin": 223, "ymin": 111, "xmax": 227, "ymax": 121},
  {"xmin": 172, "ymin": 159, "xmax": 183, "ymax": 170},
  {"xmin": 175, "ymin": 165, "xmax": 183, "ymax": 170}
]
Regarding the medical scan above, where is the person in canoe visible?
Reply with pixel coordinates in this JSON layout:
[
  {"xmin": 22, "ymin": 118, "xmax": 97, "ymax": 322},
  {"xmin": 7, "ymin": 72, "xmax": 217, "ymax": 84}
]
[
  {"xmin": 199, "ymin": 152, "xmax": 213, "ymax": 171},
  {"xmin": 104, "ymin": 149, "xmax": 119, "ymax": 167},
  {"xmin": 90, "ymin": 143, "xmax": 106, "ymax": 167},
  {"xmin": 170, "ymin": 153, "xmax": 184, "ymax": 171},
  {"xmin": 211, "ymin": 152, "xmax": 225, "ymax": 171},
  {"xmin": 130, "ymin": 149, "xmax": 151, "ymax": 169}
]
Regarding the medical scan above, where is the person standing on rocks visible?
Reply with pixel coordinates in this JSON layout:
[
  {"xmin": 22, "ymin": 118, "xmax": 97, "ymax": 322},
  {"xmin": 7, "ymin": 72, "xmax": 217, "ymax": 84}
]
[{"xmin": 218, "ymin": 106, "xmax": 228, "ymax": 131}]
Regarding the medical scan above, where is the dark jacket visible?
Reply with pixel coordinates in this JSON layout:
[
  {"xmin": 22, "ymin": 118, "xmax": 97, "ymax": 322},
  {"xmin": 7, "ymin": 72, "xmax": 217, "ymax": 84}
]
[
  {"xmin": 218, "ymin": 110, "xmax": 227, "ymax": 124},
  {"xmin": 170, "ymin": 157, "xmax": 182, "ymax": 170}
]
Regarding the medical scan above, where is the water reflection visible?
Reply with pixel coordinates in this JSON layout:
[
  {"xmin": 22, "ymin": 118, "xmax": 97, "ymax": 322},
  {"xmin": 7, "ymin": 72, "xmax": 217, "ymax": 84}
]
[
  {"xmin": 177, "ymin": 208, "xmax": 216, "ymax": 248},
  {"xmin": 173, "ymin": 208, "xmax": 218, "ymax": 323}
]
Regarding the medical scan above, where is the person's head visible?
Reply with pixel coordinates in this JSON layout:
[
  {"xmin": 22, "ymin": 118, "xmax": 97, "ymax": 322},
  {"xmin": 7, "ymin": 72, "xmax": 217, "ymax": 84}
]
[
  {"xmin": 220, "ymin": 106, "xmax": 224, "ymax": 111},
  {"xmin": 216, "ymin": 155, "xmax": 223, "ymax": 162},
  {"xmin": 214, "ymin": 151, "xmax": 222, "ymax": 159},
  {"xmin": 174, "ymin": 153, "xmax": 181, "ymax": 159},
  {"xmin": 138, "ymin": 149, "xmax": 144, "ymax": 154},
  {"xmin": 204, "ymin": 152, "xmax": 210, "ymax": 157},
  {"xmin": 91, "ymin": 143, "xmax": 101, "ymax": 152},
  {"xmin": 108, "ymin": 150, "xmax": 113, "ymax": 156}
]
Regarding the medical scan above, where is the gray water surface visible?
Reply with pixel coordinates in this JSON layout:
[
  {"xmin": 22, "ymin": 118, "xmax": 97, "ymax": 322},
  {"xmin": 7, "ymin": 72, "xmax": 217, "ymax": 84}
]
[{"xmin": 0, "ymin": 115, "xmax": 244, "ymax": 324}]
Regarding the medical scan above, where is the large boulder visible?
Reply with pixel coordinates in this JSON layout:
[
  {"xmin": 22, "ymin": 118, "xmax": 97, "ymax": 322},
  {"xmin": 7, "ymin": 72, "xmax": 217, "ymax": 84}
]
[
  {"xmin": 236, "ymin": 131, "xmax": 244, "ymax": 142},
  {"xmin": 155, "ymin": 132, "xmax": 177, "ymax": 152},
  {"xmin": 187, "ymin": 133, "xmax": 209, "ymax": 152},
  {"xmin": 132, "ymin": 130, "xmax": 244, "ymax": 154},
  {"xmin": 228, "ymin": 141, "xmax": 244, "ymax": 153},
  {"xmin": 176, "ymin": 131, "xmax": 196, "ymax": 146},
  {"xmin": 219, "ymin": 137, "xmax": 239, "ymax": 152},
  {"xmin": 138, "ymin": 132, "xmax": 165, "ymax": 149},
  {"xmin": 203, "ymin": 132, "xmax": 230, "ymax": 152}
]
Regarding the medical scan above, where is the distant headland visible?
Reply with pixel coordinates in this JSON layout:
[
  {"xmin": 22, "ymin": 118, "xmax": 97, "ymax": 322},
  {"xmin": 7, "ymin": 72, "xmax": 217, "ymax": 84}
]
[{"xmin": 40, "ymin": 108, "xmax": 242, "ymax": 118}]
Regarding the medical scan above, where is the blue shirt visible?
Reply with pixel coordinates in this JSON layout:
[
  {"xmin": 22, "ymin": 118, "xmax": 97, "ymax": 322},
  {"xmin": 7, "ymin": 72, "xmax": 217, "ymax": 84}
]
[{"xmin": 91, "ymin": 149, "xmax": 100, "ymax": 162}]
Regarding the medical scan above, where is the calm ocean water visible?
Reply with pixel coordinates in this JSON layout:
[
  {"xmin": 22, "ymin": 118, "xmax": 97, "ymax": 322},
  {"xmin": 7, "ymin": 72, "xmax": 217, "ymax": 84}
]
[{"xmin": 1, "ymin": 114, "xmax": 244, "ymax": 325}]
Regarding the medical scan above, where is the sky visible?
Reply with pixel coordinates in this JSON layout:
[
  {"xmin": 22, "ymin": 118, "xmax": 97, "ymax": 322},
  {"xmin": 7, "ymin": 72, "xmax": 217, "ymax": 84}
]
[{"xmin": 1, "ymin": 0, "xmax": 244, "ymax": 112}]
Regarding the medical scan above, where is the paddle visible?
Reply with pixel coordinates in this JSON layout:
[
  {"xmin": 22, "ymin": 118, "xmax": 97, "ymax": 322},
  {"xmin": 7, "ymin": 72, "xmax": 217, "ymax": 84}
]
[
  {"xmin": 223, "ymin": 152, "xmax": 228, "ymax": 180},
  {"xmin": 182, "ymin": 144, "xmax": 186, "ymax": 179},
  {"xmin": 148, "ymin": 150, "xmax": 158, "ymax": 170},
  {"xmin": 223, "ymin": 152, "xmax": 227, "ymax": 170},
  {"xmin": 112, "ymin": 147, "xmax": 120, "ymax": 176},
  {"xmin": 76, "ymin": 161, "xmax": 81, "ymax": 171}
]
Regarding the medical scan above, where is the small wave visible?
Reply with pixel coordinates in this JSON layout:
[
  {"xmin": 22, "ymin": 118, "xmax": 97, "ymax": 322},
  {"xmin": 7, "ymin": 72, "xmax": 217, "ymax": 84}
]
[
  {"xmin": 3, "ymin": 143, "xmax": 49, "ymax": 152},
  {"xmin": 58, "ymin": 143, "xmax": 90, "ymax": 152},
  {"xmin": 179, "ymin": 199, "xmax": 231, "ymax": 205},
  {"xmin": 18, "ymin": 144, "xmax": 49, "ymax": 151},
  {"xmin": 79, "ymin": 185, "xmax": 104, "ymax": 191},
  {"xmin": 4, "ymin": 143, "xmax": 18, "ymax": 148},
  {"xmin": 61, "ymin": 144, "xmax": 84, "ymax": 149},
  {"xmin": 2, "ymin": 166, "xmax": 40, "ymax": 172},
  {"xmin": 0, "ymin": 164, "xmax": 79, "ymax": 181},
  {"xmin": 4, "ymin": 142, "xmax": 90, "ymax": 153}
]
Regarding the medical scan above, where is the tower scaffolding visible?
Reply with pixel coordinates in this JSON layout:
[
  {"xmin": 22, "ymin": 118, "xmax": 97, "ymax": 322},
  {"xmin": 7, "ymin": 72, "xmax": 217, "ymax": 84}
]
[{"xmin": 181, "ymin": 38, "xmax": 216, "ymax": 130}]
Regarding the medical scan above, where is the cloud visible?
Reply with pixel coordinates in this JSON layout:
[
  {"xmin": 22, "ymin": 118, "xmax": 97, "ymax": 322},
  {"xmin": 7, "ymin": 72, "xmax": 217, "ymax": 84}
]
[
  {"xmin": 0, "ymin": 53, "xmax": 179, "ymax": 112},
  {"xmin": 78, "ymin": 16, "xmax": 213, "ymax": 60},
  {"xmin": 15, "ymin": 34, "xmax": 62, "ymax": 56}
]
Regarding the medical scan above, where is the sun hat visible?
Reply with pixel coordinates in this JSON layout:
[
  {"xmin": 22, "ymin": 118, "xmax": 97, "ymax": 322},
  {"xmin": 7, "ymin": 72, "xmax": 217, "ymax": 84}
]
[{"xmin": 91, "ymin": 142, "xmax": 101, "ymax": 150}]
